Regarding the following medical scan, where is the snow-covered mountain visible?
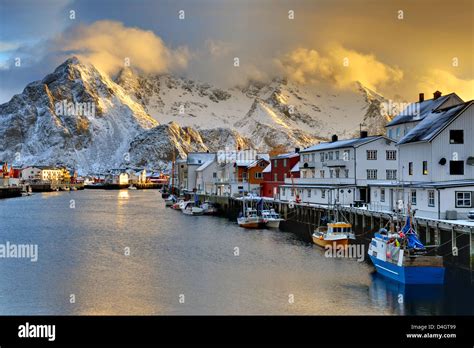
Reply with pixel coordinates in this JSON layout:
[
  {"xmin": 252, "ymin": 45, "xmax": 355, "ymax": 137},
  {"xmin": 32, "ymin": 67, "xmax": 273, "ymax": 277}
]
[
  {"xmin": 0, "ymin": 57, "xmax": 158, "ymax": 172},
  {"xmin": 0, "ymin": 57, "xmax": 393, "ymax": 172},
  {"xmin": 115, "ymin": 68, "xmax": 392, "ymax": 148}
]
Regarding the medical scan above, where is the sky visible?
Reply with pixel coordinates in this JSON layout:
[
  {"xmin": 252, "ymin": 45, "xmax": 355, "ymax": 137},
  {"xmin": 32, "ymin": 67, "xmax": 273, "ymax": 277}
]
[{"xmin": 0, "ymin": 0, "xmax": 473, "ymax": 103}]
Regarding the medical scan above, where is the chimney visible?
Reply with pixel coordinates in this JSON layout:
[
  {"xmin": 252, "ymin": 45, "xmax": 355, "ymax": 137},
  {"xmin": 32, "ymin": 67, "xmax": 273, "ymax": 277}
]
[
  {"xmin": 360, "ymin": 130, "xmax": 368, "ymax": 138},
  {"xmin": 294, "ymin": 147, "xmax": 300, "ymax": 153},
  {"xmin": 419, "ymin": 93, "xmax": 424, "ymax": 102},
  {"xmin": 433, "ymin": 90, "xmax": 442, "ymax": 100},
  {"xmin": 331, "ymin": 134, "xmax": 338, "ymax": 142}
]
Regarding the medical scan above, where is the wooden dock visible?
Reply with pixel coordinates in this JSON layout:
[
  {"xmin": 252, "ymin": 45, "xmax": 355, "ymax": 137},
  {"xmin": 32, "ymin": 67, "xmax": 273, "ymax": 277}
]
[
  {"xmin": 0, "ymin": 187, "xmax": 22, "ymax": 199},
  {"xmin": 197, "ymin": 194, "xmax": 474, "ymax": 274}
]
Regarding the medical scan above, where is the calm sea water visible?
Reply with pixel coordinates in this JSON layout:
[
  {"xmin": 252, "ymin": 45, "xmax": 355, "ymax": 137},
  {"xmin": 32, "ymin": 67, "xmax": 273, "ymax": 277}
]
[{"xmin": 0, "ymin": 190, "xmax": 472, "ymax": 315}]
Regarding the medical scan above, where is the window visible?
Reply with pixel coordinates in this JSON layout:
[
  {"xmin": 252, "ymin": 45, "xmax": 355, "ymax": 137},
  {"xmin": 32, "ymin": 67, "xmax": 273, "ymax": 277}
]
[
  {"xmin": 386, "ymin": 169, "xmax": 397, "ymax": 180},
  {"xmin": 380, "ymin": 188, "xmax": 385, "ymax": 202},
  {"xmin": 428, "ymin": 190, "xmax": 435, "ymax": 207},
  {"xmin": 283, "ymin": 159, "xmax": 287, "ymax": 167},
  {"xmin": 213, "ymin": 172, "xmax": 217, "ymax": 178},
  {"xmin": 422, "ymin": 161, "xmax": 428, "ymax": 175},
  {"xmin": 307, "ymin": 189, "xmax": 311, "ymax": 198},
  {"xmin": 386, "ymin": 150, "xmax": 397, "ymax": 160},
  {"xmin": 335, "ymin": 169, "xmax": 340, "ymax": 178},
  {"xmin": 411, "ymin": 190, "xmax": 417, "ymax": 205},
  {"xmin": 367, "ymin": 150, "xmax": 377, "ymax": 160},
  {"xmin": 273, "ymin": 159, "xmax": 277, "ymax": 168},
  {"xmin": 335, "ymin": 151, "xmax": 340, "ymax": 160},
  {"xmin": 320, "ymin": 153, "xmax": 325, "ymax": 162},
  {"xmin": 321, "ymin": 189, "xmax": 326, "ymax": 198},
  {"xmin": 320, "ymin": 170, "xmax": 325, "ymax": 178},
  {"xmin": 408, "ymin": 162, "xmax": 413, "ymax": 175},
  {"xmin": 450, "ymin": 130, "xmax": 464, "ymax": 144},
  {"xmin": 450, "ymin": 161, "xmax": 464, "ymax": 175},
  {"xmin": 344, "ymin": 169, "xmax": 349, "ymax": 178},
  {"xmin": 274, "ymin": 173, "xmax": 278, "ymax": 182},
  {"xmin": 367, "ymin": 169, "xmax": 377, "ymax": 180},
  {"xmin": 328, "ymin": 152, "xmax": 334, "ymax": 160},
  {"xmin": 456, "ymin": 192, "xmax": 472, "ymax": 208},
  {"xmin": 343, "ymin": 150, "xmax": 350, "ymax": 161},
  {"xmin": 259, "ymin": 161, "xmax": 266, "ymax": 168},
  {"xmin": 330, "ymin": 170, "xmax": 334, "ymax": 178},
  {"xmin": 388, "ymin": 129, "xmax": 393, "ymax": 138}
]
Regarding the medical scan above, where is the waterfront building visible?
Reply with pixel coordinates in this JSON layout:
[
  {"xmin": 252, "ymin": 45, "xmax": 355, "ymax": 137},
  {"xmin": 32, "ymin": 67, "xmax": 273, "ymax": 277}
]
[
  {"xmin": 261, "ymin": 150, "xmax": 300, "ymax": 198},
  {"xmin": 370, "ymin": 98, "xmax": 474, "ymax": 219},
  {"xmin": 279, "ymin": 132, "xmax": 398, "ymax": 206},
  {"xmin": 183, "ymin": 152, "xmax": 216, "ymax": 193},
  {"xmin": 20, "ymin": 166, "xmax": 63, "ymax": 182}
]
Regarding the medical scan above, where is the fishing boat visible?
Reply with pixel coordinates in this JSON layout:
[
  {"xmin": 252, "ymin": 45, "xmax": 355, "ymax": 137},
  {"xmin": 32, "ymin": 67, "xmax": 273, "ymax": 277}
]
[
  {"xmin": 200, "ymin": 201, "xmax": 218, "ymax": 215},
  {"xmin": 312, "ymin": 222, "xmax": 355, "ymax": 248},
  {"xmin": 237, "ymin": 208, "xmax": 266, "ymax": 228},
  {"xmin": 368, "ymin": 213, "xmax": 445, "ymax": 285},
  {"xmin": 171, "ymin": 198, "xmax": 186, "ymax": 210},
  {"xmin": 261, "ymin": 209, "xmax": 283, "ymax": 228},
  {"xmin": 182, "ymin": 201, "xmax": 204, "ymax": 216},
  {"xmin": 164, "ymin": 194, "xmax": 177, "ymax": 207}
]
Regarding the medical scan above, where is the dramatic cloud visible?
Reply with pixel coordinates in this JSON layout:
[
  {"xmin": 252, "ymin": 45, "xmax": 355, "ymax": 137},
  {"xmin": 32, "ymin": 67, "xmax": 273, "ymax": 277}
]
[
  {"xmin": 52, "ymin": 20, "xmax": 190, "ymax": 76},
  {"xmin": 274, "ymin": 45, "xmax": 404, "ymax": 92},
  {"xmin": 417, "ymin": 69, "xmax": 474, "ymax": 102}
]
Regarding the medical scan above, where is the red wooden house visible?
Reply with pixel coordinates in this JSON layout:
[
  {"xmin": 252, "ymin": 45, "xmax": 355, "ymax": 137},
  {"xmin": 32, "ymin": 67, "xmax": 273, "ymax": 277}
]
[{"xmin": 261, "ymin": 150, "xmax": 300, "ymax": 198}]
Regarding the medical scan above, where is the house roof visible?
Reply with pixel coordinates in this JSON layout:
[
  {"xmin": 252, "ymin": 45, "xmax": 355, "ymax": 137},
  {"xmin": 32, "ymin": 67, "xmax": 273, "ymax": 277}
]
[
  {"xmin": 271, "ymin": 152, "xmax": 300, "ymax": 160},
  {"xmin": 187, "ymin": 152, "xmax": 216, "ymax": 165},
  {"xmin": 386, "ymin": 93, "xmax": 463, "ymax": 127},
  {"xmin": 290, "ymin": 162, "xmax": 299, "ymax": 172},
  {"xmin": 262, "ymin": 163, "xmax": 272, "ymax": 173},
  {"xmin": 196, "ymin": 160, "xmax": 214, "ymax": 172},
  {"xmin": 397, "ymin": 101, "xmax": 472, "ymax": 145},
  {"xmin": 300, "ymin": 135, "xmax": 389, "ymax": 152}
]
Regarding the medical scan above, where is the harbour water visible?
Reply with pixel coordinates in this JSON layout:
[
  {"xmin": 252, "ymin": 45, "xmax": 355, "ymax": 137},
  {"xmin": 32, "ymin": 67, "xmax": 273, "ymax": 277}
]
[{"xmin": 0, "ymin": 190, "xmax": 472, "ymax": 315}]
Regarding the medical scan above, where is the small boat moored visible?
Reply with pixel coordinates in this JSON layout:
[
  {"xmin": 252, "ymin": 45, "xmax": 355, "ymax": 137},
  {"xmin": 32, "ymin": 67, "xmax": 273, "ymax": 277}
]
[
  {"xmin": 237, "ymin": 208, "xmax": 266, "ymax": 229},
  {"xmin": 312, "ymin": 222, "xmax": 355, "ymax": 248},
  {"xmin": 261, "ymin": 209, "xmax": 283, "ymax": 228},
  {"xmin": 182, "ymin": 201, "xmax": 204, "ymax": 216}
]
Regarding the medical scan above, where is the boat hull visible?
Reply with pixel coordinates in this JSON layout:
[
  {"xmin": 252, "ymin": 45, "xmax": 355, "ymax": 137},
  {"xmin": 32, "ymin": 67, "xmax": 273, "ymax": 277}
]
[
  {"xmin": 369, "ymin": 255, "xmax": 445, "ymax": 285},
  {"xmin": 312, "ymin": 236, "xmax": 349, "ymax": 248},
  {"xmin": 265, "ymin": 220, "xmax": 281, "ymax": 228}
]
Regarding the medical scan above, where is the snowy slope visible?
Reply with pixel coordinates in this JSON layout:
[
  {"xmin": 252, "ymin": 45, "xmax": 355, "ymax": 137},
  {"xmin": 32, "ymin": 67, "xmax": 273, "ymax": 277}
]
[{"xmin": 0, "ymin": 57, "xmax": 158, "ymax": 172}]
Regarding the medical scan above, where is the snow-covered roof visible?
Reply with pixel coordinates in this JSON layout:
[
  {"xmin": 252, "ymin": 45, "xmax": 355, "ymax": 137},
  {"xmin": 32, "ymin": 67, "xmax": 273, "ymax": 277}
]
[
  {"xmin": 301, "ymin": 135, "xmax": 387, "ymax": 152},
  {"xmin": 257, "ymin": 153, "xmax": 270, "ymax": 161},
  {"xmin": 196, "ymin": 160, "xmax": 214, "ymax": 172},
  {"xmin": 386, "ymin": 93, "xmax": 462, "ymax": 127},
  {"xmin": 262, "ymin": 163, "xmax": 272, "ymax": 173},
  {"xmin": 397, "ymin": 101, "xmax": 472, "ymax": 145},
  {"xmin": 187, "ymin": 152, "xmax": 216, "ymax": 165},
  {"xmin": 290, "ymin": 162, "xmax": 299, "ymax": 172},
  {"xmin": 272, "ymin": 152, "xmax": 300, "ymax": 160}
]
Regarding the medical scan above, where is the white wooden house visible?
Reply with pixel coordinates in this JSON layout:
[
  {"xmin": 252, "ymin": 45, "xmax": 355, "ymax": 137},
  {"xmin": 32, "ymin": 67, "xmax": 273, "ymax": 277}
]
[
  {"xmin": 370, "ymin": 99, "xmax": 473, "ymax": 219},
  {"xmin": 279, "ymin": 132, "xmax": 398, "ymax": 205}
]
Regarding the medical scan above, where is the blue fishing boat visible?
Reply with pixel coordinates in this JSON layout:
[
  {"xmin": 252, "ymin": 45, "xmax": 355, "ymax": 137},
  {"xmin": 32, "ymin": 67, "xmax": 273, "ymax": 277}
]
[{"xmin": 368, "ymin": 213, "xmax": 445, "ymax": 285}]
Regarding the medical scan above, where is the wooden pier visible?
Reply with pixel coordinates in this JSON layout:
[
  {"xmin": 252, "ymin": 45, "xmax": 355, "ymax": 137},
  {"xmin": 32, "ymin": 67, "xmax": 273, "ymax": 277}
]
[
  {"xmin": 0, "ymin": 187, "xmax": 22, "ymax": 199},
  {"xmin": 197, "ymin": 194, "xmax": 474, "ymax": 275}
]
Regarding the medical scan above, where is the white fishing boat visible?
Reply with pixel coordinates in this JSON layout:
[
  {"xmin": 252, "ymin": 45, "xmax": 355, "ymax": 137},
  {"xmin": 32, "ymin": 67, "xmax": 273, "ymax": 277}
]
[
  {"xmin": 164, "ymin": 194, "xmax": 177, "ymax": 207},
  {"xmin": 237, "ymin": 208, "xmax": 266, "ymax": 229},
  {"xmin": 312, "ymin": 222, "xmax": 355, "ymax": 248},
  {"xmin": 261, "ymin": 209, "xmax": 283, "ymax": 228},
  {"xmin": 200, "ymin": 201, "xmax": 218, "ymax": 215},
  {"xmin": 182, "ymin": 201, "xmax": 204, "ymax": 216}
]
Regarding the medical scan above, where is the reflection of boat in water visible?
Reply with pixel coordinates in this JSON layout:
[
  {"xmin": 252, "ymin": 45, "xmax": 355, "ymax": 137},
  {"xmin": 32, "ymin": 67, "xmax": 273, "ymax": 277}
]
[
  {"xmin": 369, "ymin": 272, "xmax": 445, "ymax": 315},
  {"xmin": 368, "ymin": 206, "xmax": 445, "ymax": 285},
  {"xmin": 261, "ymin": 209, "xmax": 283, "ymax": 228}
]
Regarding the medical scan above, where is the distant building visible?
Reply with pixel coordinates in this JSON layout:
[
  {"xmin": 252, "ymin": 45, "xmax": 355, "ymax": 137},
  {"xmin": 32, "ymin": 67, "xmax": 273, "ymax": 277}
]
[
  {"xmin": 20, "ymin": 166, "xmax": 63, "ymax": 182},
  {"xmin": 184, "ymin": 152, "xmax": 216, "ymax": 193}
]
